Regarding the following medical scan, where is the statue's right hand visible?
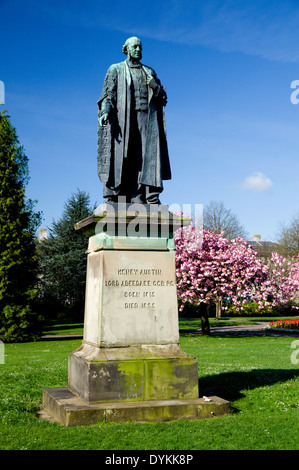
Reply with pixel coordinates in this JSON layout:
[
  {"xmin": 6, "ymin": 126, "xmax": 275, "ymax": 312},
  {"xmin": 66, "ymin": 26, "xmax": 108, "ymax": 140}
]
[{"xmin": 99, "ymin": 113, "xmax": 109, "ymax": 127}]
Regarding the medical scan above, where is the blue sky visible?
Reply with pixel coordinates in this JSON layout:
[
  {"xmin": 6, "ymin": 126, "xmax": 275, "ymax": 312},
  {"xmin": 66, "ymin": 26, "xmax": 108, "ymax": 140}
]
[{"xmin": 1, "ymin": 0, "xmax": 299, "ymax": 241}]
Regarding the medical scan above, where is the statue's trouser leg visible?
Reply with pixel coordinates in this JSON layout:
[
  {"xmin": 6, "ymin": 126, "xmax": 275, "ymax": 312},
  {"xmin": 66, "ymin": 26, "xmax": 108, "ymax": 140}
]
[
  {"xmin": 129, "ymin": 110, "xmax": 147, "ymax": 203},
  {"xmin": 135, "ymin": 110, "xmax": 162, "ymax": 204}
]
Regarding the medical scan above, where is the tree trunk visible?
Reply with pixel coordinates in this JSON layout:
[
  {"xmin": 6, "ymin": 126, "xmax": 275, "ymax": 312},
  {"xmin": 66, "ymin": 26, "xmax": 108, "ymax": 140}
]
[
  {"xmin": 200, "ymin": 303, "xmax": 211, "ymax": 335},
  {"xmin": 215, "ymin": 301, "xmax": 222, "ymax": 322}
]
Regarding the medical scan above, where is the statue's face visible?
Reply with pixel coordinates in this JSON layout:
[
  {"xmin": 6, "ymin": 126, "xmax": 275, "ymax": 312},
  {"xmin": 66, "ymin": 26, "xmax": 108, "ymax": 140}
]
[{"xmin": 127, "ymin": 38, "xmax": 142, "ymax": 61}]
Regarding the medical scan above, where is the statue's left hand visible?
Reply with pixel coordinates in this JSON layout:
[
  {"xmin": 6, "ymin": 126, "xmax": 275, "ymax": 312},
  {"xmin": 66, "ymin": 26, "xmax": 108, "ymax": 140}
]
[{"xmin": 99, "ymin": 113, "xmax": 109, "ymax": 127}]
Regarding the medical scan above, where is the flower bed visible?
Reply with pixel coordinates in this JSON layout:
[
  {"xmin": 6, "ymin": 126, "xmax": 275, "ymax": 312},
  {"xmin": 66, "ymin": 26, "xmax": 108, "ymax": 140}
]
[{"xmin": 268, "ymin": 319, "xmax": 299, "ymax": 331}]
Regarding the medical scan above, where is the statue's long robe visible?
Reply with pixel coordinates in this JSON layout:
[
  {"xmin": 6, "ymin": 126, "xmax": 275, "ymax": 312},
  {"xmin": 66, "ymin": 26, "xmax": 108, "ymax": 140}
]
[{"xmin": 97, "ymin": 60, "xmax": 171, "ymax": 190}]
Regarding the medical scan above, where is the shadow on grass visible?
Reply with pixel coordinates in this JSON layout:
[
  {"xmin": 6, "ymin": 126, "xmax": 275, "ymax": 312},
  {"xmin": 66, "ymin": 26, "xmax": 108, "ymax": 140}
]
[
  {"xmin": 198, "ymin": 368, "xmax": 299, "ymax": 411},
  {"xmin": 42, "ymin": 323, "xmax": 83, "ymax": 332}
]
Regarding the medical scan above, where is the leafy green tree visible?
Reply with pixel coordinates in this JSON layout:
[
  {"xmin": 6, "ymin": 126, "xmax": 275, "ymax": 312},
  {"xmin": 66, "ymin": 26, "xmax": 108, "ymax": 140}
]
[
  {"xmin": 38, "ymin": 190, "xmax": 94, "ymax": 319},
  {"xmin": 0, "ymin": 110, "xmax": 42, "ymax": 342}
]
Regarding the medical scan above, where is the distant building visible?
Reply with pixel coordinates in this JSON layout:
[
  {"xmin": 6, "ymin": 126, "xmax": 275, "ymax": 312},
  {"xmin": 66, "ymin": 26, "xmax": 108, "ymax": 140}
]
[
  {"xmin": 39, "ymin": 228, "xmax": 47, "ymax": 243},
  {"xmin": 247, "ymin": 234, "xmax": 282, "ymax": 258}
]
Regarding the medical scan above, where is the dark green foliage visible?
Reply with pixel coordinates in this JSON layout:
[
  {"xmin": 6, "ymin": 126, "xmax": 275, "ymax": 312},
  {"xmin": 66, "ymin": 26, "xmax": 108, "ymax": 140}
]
[
  {"xmin": 224, "ymin": 300, "xmax": 297, "ymax": 317},
  {"xmin": 37, "ymin": 190, "xmax": 94, "ymax": 319},
  {"xmin": 225, "ymin": 301, "xmax": 275, "ymax": 316},
  {"xmin": 0, "ymin": 110, "xmax": 42, "ymax": 342},
  {"xmin": 178, "ymin": 300, "xmax": 216, "ymax": 318}
]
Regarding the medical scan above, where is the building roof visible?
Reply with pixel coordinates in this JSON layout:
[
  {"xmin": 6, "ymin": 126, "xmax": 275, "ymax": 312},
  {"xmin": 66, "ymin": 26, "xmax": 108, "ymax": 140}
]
[{"xmin": 247, "ymin": 238, "xmax": 282, "ymax": 258}]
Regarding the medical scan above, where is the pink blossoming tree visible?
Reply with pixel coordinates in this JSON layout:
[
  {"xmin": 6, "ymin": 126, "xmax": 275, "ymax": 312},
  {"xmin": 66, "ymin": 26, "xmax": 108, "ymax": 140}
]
[
  {"xmin": 262, "ymin": 252, "xmax": 299, "ymax": 307},
  {"xmin": 286, "ymin": 255, "xmax": 299, "ymax": 306},
  {"xmin": 175, "ymin": 225, "xmax": 299, "ymax": 335}
]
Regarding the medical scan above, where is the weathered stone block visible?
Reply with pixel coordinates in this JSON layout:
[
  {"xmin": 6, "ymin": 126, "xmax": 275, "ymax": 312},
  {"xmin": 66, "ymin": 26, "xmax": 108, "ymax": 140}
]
[
  {"xmin": 42, "ymin": 388, "xmax": 230, "ymax": 427},
  {"xmin": 68, "ymin": 343, "xmax": 199, "ymax": 403},
  {"xmin": 83, "ymin": 249, "xmax": 180, "ymax": 347}
]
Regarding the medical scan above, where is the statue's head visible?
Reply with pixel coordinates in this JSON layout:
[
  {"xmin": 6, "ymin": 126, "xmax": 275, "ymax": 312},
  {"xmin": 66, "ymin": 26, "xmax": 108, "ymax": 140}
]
[{"xmin": 123, "ymin": 37, "xmax": 142, "ymax": 61}]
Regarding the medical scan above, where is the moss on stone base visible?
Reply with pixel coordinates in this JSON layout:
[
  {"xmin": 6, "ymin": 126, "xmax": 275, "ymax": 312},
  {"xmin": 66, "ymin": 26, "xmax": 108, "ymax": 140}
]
[{"xmin": 68, "ymin": 346, "xmax": 199, "ymax": 403}]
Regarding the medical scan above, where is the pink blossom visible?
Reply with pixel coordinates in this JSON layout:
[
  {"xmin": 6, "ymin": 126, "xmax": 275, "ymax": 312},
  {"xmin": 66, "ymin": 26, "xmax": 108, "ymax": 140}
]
[{"xmin": 175, "ymin": 227, "xmax": 299, "ymax": 311}]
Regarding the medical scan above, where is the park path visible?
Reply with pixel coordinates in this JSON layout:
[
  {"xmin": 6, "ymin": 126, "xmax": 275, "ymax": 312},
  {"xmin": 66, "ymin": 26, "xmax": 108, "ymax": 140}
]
[
  {"xmin": 199, "ymin": 321, "xmax": 299, "ymax": 337},
  {"xmin": 41, "ymin": 321, "xmax": 299, "ymax": 340}
]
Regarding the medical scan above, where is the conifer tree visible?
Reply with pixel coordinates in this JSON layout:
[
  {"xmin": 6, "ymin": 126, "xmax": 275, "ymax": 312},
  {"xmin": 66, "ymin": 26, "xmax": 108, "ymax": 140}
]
[
  {"xmin": 38, "ymin": 189, "xmax": 94, "ymax": 319},
  {"xmin": 0, "ymin": 110, "xmax": 41, "ymax": 342}
]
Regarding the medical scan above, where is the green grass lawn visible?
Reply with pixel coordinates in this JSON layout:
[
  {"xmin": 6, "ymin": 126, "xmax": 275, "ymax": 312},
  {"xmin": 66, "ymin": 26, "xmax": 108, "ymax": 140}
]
[{"xmin": 0, "ymin": 321, "xmax": 298, "ymax": 450}]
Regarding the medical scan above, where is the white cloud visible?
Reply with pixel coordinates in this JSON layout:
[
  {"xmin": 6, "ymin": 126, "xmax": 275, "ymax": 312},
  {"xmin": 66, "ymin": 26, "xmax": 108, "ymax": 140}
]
[{"xmin": 241, "ymin": 172, "xmax": 273, "ymax": 192}]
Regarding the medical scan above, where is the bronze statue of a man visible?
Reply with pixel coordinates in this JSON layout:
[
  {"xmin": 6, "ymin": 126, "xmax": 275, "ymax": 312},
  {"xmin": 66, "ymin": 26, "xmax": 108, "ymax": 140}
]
[{"xmin": 97, "ymin": 37, "xmax": 171, "ymax": 204}]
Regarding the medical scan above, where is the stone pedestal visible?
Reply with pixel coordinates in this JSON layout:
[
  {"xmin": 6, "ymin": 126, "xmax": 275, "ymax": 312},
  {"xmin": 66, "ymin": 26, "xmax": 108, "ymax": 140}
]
[{"xmin": 42, "ymin": 203, "xmax": 230, "ymax": 426}]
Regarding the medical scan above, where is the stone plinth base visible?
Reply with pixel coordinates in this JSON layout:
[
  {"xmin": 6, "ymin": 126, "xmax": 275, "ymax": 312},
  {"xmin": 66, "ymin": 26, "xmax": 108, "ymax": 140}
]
[
  {"xmin": 42, "ymin": 388, "xmax": 230, "ymax": 427},
  {"xmin": 68, "ymin": 343, "xmax": 199, "ymax": 403}
]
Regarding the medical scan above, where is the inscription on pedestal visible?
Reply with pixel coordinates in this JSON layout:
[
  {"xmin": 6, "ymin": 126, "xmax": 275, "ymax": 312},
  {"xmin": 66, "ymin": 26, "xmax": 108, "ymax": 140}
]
[
  {"xmin": 104, "ymin": 267, "xmax": 174, "ymax": 311},
  {"xmin": 83, "ymin": 250, "xmax": 180, "ymax": 347}
]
